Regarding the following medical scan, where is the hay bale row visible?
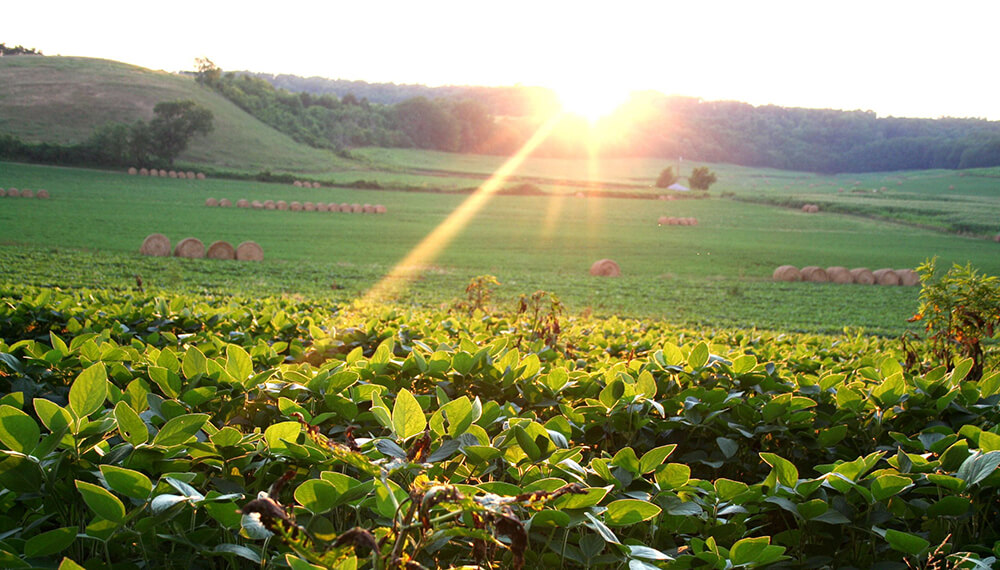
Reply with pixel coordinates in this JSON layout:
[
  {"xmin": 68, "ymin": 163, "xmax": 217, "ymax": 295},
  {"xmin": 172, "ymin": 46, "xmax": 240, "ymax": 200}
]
[
  {"xmin": 139, "ymin": 234, "xmax": 262, "ymax": 261},
  {"xmin": 0, "ymin": 188, "xmax": 50, "ymax": 199},
  {"xmin": 657, "ymin": 216, "xmax": 698, "ymax": 226},
  {"xmin": 293, "ymin": 181, "xmax": 322, "ymax": 188},
  {"xmin": 801, "ymin": 204, "xmax": 820, "ymax": 213},
  {"xmin": 773, "ymin": 265, "xmax": 919, "ymax": 286},
  {"xmin": 210, "ymin": 198, "xmax": 387, "ymax": 213},
  {"xmin": 132, "ymin": 168, "xmax": 205, "ymax": 180}
]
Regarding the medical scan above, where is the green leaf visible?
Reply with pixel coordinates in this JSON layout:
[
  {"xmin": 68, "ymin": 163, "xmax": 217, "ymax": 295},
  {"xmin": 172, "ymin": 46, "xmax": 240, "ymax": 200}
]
[
  {"xmin": 513, "ymin": 425, "xmax": 542, "ymax": 462},
  {"xmin": 69, "ymin": 362, "xmax": 107, "ymax": 419},
  {"xmin": 0, "ymin": 404, "xmax": 40, "ymax": 453},
  {"xmin": 295, "ymin": 479, "xmax": 339, "ymax": 513},
  {"xmin": 285, "ymin": 554, "xmax": 325, "ymax": 570},
  {"xmin": 100, "ymin": 465, "xmax": 152, "ymax": 500},
  {"xmin": 604, "ymin": 499, "xmax": 661, "ymax": 526},
  {"xmin": 553, "ymin": 486, "xmax": 610, "ymax": 509},
  {"xmin": 870, "ymin": 474, "xmax": 912, "ymax": 501},
  {"xmin": 717, "ymin": 436, "xmax": 739, "ymax": 458},
  {"xmin": 58, "ymin": 557, "xmax": 87, "ymax": 570},
  {"xmin": 957, "ymin": 451, "xmax": 1000, "ymax": 487},
  {"xmin": 530, "ymin": 510, "xmax": 571, "ymax": 528},
  {"xmin": 182, "ymin": 346, "xmax": 208, "ymax": 379},
  {"xmin": 34, "ymin": 398, "xmax": 73, "ymax": 433},
  {"xmin": 153, "ymin": 413, "xmax": 209, "ymax": 447},
  {"xmin": 796, "ymin": 499, "xmax": 828, "ymax": 519},
  {"xmin": 760, "ymin": 452, "xmax": 798, "ymax": 487},
  {"xmin": 24, "ymin": 527, "xmax": 77, "ymax": 558},
  {"xmin": 264, "ymin": 421, "xmax": 301, "ymax": 450},
  {"xmin": 730, "ymin": 536, "xmax": 770, "ymax": 565},
  {"xmin": 583, "ymin": 511, "xmax": 620, "ymax": 544},
  {"xmin": 75, "ymin": 479, "xmax": 125, "ymax": 523},
  {"xmin": 226, "ymin": 345, "xmax": 253, "ymax": 382},
  {"xmin": 655, "ymin": 463, "xmax": 691, "ymax": 490},
  {"xmin": 639, "ymin": 444, "xmax": 676, "ymax": 474},
  {"xmin": 884, "ymin": 529, "xmax": 930, "ymax": 556},
  {"xmin": 688, "ymin": 342, "xmax": 709, "ymax": 369},
  {"xmin": 392, "ymin": 388, "xmax": 426, "ymax": 441},
  {"xmin": 611, "ymin": 447, "xmax": 641, "ymax": 475},
  {"xmin": 927, "ymin": 495, "xmax": 970, "ymax": 517},
  {"xmin": 114, "ymin": 401, "xmax": 148, "ymax": 445}
]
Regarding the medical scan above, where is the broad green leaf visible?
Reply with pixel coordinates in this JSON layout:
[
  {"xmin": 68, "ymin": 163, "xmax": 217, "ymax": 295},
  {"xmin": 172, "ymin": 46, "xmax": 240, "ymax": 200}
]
[
  {"xmin": 957, "ymin": 451, "xmax": 1000, "ymax": 487},
  {"xmin": 884, "ymin": 529, "xmax": 929, "ymax": 556},
  {"xmin": 100, "ymin": 465, "xmax": 152, "ymax": 500},
  {"xmin": 530, "ymin": 510, "xmax": 571, "ymax": 528},
  {"xmin": 796, "ymin": 499, "xmax": 828, "ymax": 519},
  {"xmin": 730, "ymin": 536, "xmax": 770, "ymax": 566},
  {"xmin": 75, "ymin": 480, "xmax": 125, "ymax": 523},
  {"xmin": 627, "ymin": 545, "xmax": 672, "ymax": 561},
  {"xmin": 58, "ymin": 558, "xmax": 86, "ymax": 570},
  {"xmin": 148, "ymin": 366, "xmax": 180, "ymax": 399},
  {"xmin": 34, "ymin": 398, "xmax": 73, "ymax": 433},
  {"xmin": 760, "ymin": 452, "xmax": 798, "ymax": 487},
  {"xmin": 295, "ymin": 479, "xmax": 339, "ymax": 513},
  {"xmin": 182, "ymin": 346, "xmax": 208, "ymax": 379},
  {"xmin": 688, "ymin": 342, "xmax": 709, "ymax": 369},
  {"xmin": 0, "ymin": 404, "xmax": 39, "ymax": 453},
  {"xmin": 226, "ymin": 345, "xmax": 253, "ymax": 381},
  {"xmin": 870, "ymin": 474, "xmax": 912, "ymax": 501},
  {"xmin": 553, "ymin": 486, "xmax": 611, "ymax": 509},
  {"xmin": 264, "ymin": 421, "xmax": 302, "ymax": 450},
  {"xmin": 717, "ymin": 436, "xmax": 739, "ymax": 458},
  {"xmin": 715, "ymin": 478, "xmax": 750, "ymax": 502},
  {"xmin": 211, "ymin": 544, "xmax": 261, "ymax": 563},
  {"xmin": 655, "ymin": 463, "xmax": 691, "ymax": 490},
  {"xmin": 732, "ymin": 354, "xmax": 758, "ymax": 374},
  {"xmin": 604, "ymin": 499, "xmax": 661, "ymax": 526},
  {"xmin": 927, "ymin": 495, "xmax": 970, "ymax": 517},
  {"xmin": 639, "ymin": 444, "xmax": 677, "ymax": 474},
  {"xmin": 69, "ymin": 363, "xmax": 107, "ymax": 419},
  {"xmin": 951, "ymin": 358, "xmax": 973, "ymax": 382},
  {"xmin": 636, "ymin": 370, "xmax": 657, "ymax": 399},
  {"xmin": 611, "ymin": 447, "xmax": 640, "ymax": 475},
  {"xmin": 392, "ymin": 388, "xmax": 426, "ymax": 441},
  {"xmin": 979, "ymin": 431, "xmax": 1000, "ymax": 452},
  {"xmin": 440, "ymin": 396, "xmax": 474, "ymax": 437},
  {"xmin": 285, "ymin": 554, "xmax": 325, "ymax": 570},
  {"xmin": 24, "ymin": 527, "xmax": 77, "ymax": 558},
  {"xmin": 584, "ymin": 511, "xmax": 620, "ymax": 544},
  {"xmin": 114, "ymin": 401, "xmax": 148, "ymax": 445},
  {"xmin": 153, "ymin": 413, "xmax": 209, "ymax": 447}
]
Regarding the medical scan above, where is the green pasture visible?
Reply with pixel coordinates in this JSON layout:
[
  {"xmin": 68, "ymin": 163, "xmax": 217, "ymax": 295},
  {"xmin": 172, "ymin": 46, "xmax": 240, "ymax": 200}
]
[{"xmin": 2, "ymin": 160, "xmax": 998, "ymax": 334}]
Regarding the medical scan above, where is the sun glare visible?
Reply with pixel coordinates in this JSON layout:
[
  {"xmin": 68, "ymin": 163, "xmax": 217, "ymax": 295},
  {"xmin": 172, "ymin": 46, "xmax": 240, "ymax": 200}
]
[{"xmin": 556, "ymin": 84, "xmax": 630, "ymax": 122}]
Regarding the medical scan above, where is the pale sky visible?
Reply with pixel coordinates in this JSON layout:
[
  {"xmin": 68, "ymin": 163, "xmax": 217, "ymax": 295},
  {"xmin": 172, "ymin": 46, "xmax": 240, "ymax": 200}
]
[{"xmin": 5, "ymin": 0, "xmax": 999, "ymax": 119}]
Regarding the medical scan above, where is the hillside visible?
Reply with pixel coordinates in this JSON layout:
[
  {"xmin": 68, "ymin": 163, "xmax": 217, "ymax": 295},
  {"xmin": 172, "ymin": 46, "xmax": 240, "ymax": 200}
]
[{"xmin": 0, "ymin": 56, "xmax": 355, "ymax": 172}]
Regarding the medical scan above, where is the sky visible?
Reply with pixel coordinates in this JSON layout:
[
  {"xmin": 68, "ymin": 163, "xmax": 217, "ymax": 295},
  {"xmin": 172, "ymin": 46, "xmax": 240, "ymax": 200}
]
[{"xmin": 5, "ymin": 0, "xmax": 999, "ymax": 120}]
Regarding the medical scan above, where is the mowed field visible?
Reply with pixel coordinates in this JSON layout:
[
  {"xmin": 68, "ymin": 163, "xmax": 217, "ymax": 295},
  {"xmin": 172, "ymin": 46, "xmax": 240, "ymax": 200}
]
[{"xmin": 2, "ymin": 160, "xmax": 998, "ymax": 334}]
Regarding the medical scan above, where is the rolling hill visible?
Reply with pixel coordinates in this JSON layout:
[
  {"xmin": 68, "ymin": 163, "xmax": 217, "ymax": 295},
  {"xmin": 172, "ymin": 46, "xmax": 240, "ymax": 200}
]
[{"xmin": 0, "ymin": 56, "xmax": 355, "ymax": 172}]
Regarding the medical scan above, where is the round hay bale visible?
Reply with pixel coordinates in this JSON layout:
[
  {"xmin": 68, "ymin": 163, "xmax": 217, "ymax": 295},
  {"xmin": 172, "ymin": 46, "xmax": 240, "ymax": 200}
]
[
  {"xmin": 375, "ymin": 204, "xmax": 387, "ymax": 214},
  {"xmin": 139, "ymin": 168, "xmax": 149, "ymax": 176},
  {"xmin": 264, "ymin": 200, "xmax": 276, "ymax": 210},
  {"xmin": 7, "ymin": 188, "xmax": 19, "ymax": 197},
  {"xmin": 236, "ymin": 199, "xmax": 250, "ymax": 208},
  {"xmin": 850, "ymin": 267, "xmax": 876, "ymax": 285},
  {"xmin": 590, "ymin": 259, "xmax": 621, "ymax": 277},
  {"xmin": 149, "ymin": 169, "xmax": 159, "ymax": 177},
  {"xmin": 810, "ymin": 205, "xmax": 821, "ymax": 213},
  {"xmin": 0, "ymin": 188, "xmax": 5, "ymax": 197},
  {"xmin": 772, "ymin": 265, "xmax": 801, "ymax": 282},
  {"xmin": 219, "ymin": 198, "xmax": 232, "ymax": 207},
  {"xmin": 993, "ymin": 234, "xmax": 1000, "ymax": 243},
  {"xmin": 339, "ymin": 203, "xmax": 350, "ymax": 212},
  {"xmin": 312, "ymin": 182, "xmax": 322, "ymax": 189},
  {"xmin": 317, "ymin": 202, "xmax": 330, "ymax": 212},
  {"xmin": 206, "ymin": 240, "xmax": 236, "ymax": 260},
  {"xmin": 665, "ymin": 217, "xmax": 678, "ymax": 225},
  {"xmin": 174, "ymin": 237, "xmax": 205, "ymax": 258},
  {"xmin": 895, "ymin": 269, "xmax": 920, "ymax": 287},
  {"xmin": 158, "ymin": 169, "xmax": 167, "ymax": 177},
  {"xmin": 290, "ymin": 201, "xmax": 303, "ymax": 211},
  {"xmin": 277, "ymin": 200, "xmax": 288, "ymax": 210},
  {"xmin": 251, "ymin": 200, "xmax": 263, "ymax": 210},
  {"xmin": 351, "ymin": 203, "xmax": 363, "ymax": 213},
  {"xmin": 801, "ymin": 204, "xmax": 813, "ymax": 212},
  {"xmin": 294, "ymin": 181, "xmax": 303, "ymax": 187},
  {"xmin": 176, "ymin": 171, "xmax": 187, "ymax": 179},
  {"xmin": 205, "ymin": 197, "xmax": 219, "ymax": 207},
  {"xmin": 657, "ymin": 216, "xmax": 669, "ymax": 225},
  {"xmin": 304, "ymin": 201, "xmax": 316, "ymax": 212},
  {"xmin": 363, "ymin": 203, "xmax": 375, "ymax": 213},
  {"xmin": 196, "ymin": 173, "xmax": 206, "ymax": 180},
  {"xmin": 20, "ymin": 189, "xmax": 33, "ymax": 198},
  {"xmin": 186, "ymin": 171, "xmax": 195, "ymax": 179},
  {"xmin": 128, "ymin": 167, "xmax": 138, "ymax": 175},
  {"xmin": 826, "ymin": 266, "xmax": 853, "ymax": 284},
  {"xmin": 168, "ymin": 170, "xmax": 178, "ymax": 179},
  {"xmin": 690, "ymin": 218, "xmax": 699, "ymax": 226},
  {"xmin": 801, "ymin": 266, "xmax": 830, "ymax": 282},
  {"xmin": 236, "ymin": 241, "xmax": 264, "ymax": 261},
  {"xmin": 140, "ymin": 233, "xmax": 171, "ymax": 256},
  {"xmin": 873, "ymin": 268, "xmax": 901, "ymax": 286},
  {"xmin": 327, "ymin": 203, "xmax": 341, "ymax": 212}
]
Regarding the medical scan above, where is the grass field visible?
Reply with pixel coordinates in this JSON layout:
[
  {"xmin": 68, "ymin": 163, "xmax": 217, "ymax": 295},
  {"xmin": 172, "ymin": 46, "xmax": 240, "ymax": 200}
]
[{"xmin": 2, "ymin": 160, "xmax": 997, "ymax": 335}]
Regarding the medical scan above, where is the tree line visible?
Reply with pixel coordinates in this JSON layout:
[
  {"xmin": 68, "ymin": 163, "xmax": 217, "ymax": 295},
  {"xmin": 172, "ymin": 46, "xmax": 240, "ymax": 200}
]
[{"xmin": 230, "ymin": 68, "xmax": 1000, "ymax": 173}]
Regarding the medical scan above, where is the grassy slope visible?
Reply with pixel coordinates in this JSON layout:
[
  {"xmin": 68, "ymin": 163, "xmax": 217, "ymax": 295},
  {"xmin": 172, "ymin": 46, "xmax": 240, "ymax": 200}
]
[
  {"xmin": 2, "ymin": 161, "xmax": 998, "ymax": 334},
  {"xmin": 0, "ymin": 56, "xmax": 353, "ymax": 172}
]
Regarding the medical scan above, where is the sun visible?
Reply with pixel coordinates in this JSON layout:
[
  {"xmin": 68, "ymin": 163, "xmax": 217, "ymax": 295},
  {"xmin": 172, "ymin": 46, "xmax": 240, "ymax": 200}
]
[{"xmin": 554, "ymin": 83, "xmax": 630, "ymax": 122}]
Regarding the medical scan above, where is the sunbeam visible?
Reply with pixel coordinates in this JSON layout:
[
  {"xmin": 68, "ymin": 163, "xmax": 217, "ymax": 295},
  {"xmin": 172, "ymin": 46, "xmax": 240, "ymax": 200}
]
[{"xmin": 361, "ymin": 114, "xmax": 563, "ymax": 303}]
